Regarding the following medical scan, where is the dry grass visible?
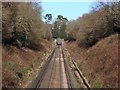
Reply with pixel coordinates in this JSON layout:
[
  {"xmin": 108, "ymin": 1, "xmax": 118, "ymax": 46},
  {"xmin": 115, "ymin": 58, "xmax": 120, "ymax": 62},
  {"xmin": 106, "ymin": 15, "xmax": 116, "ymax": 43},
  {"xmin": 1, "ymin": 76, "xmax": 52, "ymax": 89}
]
[
  {"xmin": 2, "ymin": 40, "xmax": 51, "ymax": 88},
  {"xmin": 65, "ymin": 34, "xmax": 118, "ymax": 88}
]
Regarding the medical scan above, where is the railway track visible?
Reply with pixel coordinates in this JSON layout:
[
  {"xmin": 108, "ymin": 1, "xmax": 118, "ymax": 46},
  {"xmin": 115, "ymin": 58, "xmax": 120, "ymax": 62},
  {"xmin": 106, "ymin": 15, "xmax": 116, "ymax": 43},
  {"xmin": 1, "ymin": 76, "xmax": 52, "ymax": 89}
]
[
  {"xmin": 32, "ymin": 46, "xmax": 73, "ymax": 89},
  {"xmin": 31, "ymin": 45, "xmax": 91, "ymax": 89}
]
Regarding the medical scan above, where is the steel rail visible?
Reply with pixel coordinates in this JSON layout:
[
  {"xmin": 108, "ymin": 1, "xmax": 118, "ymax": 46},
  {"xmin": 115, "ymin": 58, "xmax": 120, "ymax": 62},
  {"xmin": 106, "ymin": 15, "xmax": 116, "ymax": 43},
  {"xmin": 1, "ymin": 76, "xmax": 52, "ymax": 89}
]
[
  {"xmin": 63, "ymin": 47, "xmax": 91, "ymax": 90},
  {"xmin": 34, "ymin": 46, "xmax": 57, "ymax": 89},
  {"xmin": 61, "ymin": 46, "xmax": 74, "ymax": 89}
]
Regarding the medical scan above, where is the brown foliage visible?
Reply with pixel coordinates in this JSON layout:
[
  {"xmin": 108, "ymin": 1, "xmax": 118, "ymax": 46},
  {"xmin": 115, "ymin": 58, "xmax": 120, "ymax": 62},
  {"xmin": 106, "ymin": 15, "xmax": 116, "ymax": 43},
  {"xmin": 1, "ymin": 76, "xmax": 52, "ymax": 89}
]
[
  {"xmin": 2, "ymin": 2, "xmax": 52, "ymax": 50},
  {"xmin": 66, "ymin": 2, "xmax": 119, "ymax": 48}
]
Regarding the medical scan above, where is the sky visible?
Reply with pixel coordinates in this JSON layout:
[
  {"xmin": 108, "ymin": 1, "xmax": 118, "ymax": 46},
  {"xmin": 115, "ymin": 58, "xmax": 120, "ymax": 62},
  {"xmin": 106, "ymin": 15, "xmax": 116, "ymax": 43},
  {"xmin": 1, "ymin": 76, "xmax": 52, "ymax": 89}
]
[{"xmin": 41, "ymin": 2, "xmax": 94, "ymax": 21}]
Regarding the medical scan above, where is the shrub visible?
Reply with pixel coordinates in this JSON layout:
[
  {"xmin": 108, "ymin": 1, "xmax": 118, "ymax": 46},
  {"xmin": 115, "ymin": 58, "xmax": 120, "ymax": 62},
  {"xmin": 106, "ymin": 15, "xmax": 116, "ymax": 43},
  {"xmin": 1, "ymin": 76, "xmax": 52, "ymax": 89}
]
[
  {"xmin": 27, "ymin": 39, "xmax": 44, "ymax": 51},
  {"xmin": 67, "ymin": 33, "xmax": 76, "ymax": 42},
  {"xmin": 66, "ymin": 2, "xmax": 119, "ymax": 48},
  {"xmin": 2, "ymin": 2, "xmax": 52, "ymax": 50}
]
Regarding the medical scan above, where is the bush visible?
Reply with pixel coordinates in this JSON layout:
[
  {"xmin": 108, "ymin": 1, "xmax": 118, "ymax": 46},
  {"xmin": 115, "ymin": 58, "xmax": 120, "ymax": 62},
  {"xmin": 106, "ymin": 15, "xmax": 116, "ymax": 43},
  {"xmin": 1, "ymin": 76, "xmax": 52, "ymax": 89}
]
[
  {"xmin": 67, "ymin": 33, "xmax": 76, "ymax": 42},
  {"xmin": 68, "ymin": 2, "xmax": 119, "ymax": 48},
  {"xmin": 27, "ymin": 40, "xmax": 44, "ymax": 51},
  {"xmin": 2, "ymin": 2, "xmax": 52, "ymax": 50}
]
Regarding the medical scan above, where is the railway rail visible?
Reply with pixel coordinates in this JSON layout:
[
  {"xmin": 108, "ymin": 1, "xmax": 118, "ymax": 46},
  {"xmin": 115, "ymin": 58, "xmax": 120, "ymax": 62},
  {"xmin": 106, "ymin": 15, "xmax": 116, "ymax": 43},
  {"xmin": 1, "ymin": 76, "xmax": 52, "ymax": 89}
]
[
  {"xmin": 31, "ymin": 46, "xmax": 73, "ymax": 89},
  {"xmin": 31, "ymin": 45, "xmax": 91, "ymax": 89}
]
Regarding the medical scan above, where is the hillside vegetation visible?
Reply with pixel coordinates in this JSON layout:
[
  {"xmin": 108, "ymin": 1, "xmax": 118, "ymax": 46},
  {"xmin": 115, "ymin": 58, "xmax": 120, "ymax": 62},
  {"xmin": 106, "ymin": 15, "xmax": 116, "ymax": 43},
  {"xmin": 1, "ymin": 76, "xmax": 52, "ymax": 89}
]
[
  {"xmin": 66, "ymin": 2, "xmax": 119, "ymax": 47},
  {"xmin": 65, "ymin": 2, "xmax": 119, "ymax": 88},
  {"xmin": 65, "ymin": 34, "xmax": 118, "ymax": 88},
  {"xmin": 2, "ymin": 2, "xmax": 52, "ymax": 50},
  {"xmin": 2, "ymin": 2, "xmax": 52, "ymax": 88}
]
